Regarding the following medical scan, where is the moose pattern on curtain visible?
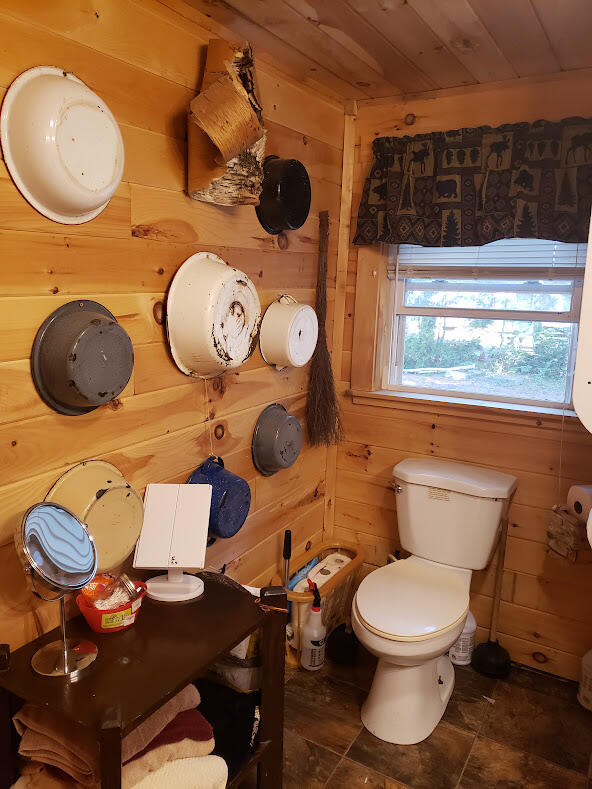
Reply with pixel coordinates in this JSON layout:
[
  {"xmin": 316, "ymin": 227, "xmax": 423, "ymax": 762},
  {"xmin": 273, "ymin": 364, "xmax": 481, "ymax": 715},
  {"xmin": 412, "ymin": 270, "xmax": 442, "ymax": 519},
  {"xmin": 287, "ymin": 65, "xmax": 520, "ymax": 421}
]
[{"xmin": 353, "ymin": 117, "xmax": 592, "ymax": 247}]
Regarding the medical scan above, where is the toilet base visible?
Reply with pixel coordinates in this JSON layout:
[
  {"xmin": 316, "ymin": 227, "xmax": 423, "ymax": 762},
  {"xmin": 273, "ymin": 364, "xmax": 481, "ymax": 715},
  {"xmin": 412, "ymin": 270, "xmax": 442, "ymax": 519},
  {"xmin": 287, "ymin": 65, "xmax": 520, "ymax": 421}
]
[{"xmin": 361, "ymin": 654, "xmax": 455, "ymax": 745}]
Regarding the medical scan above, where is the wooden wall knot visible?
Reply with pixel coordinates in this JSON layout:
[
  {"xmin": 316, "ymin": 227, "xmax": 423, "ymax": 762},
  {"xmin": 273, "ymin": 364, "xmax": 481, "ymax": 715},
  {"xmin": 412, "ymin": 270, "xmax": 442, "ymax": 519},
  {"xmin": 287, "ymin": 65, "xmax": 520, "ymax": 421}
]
[{"xmin": 153, "ymin": 300, "xmax": 164, "ymax": 325}]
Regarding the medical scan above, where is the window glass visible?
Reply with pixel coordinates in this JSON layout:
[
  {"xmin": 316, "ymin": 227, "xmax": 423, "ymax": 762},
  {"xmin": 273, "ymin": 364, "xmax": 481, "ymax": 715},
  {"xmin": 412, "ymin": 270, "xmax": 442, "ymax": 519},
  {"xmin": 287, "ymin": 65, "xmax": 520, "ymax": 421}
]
[
  {"xmin": 403, "ymin": 279, "xmax": 573, "ymax": 313},
  {"xmin": 398, "ymin": 315, "xmax": 574, "ymax": 404},
  {"xmin": 388, "ymin": 239, "xmax": 586, "ymax": 409}
]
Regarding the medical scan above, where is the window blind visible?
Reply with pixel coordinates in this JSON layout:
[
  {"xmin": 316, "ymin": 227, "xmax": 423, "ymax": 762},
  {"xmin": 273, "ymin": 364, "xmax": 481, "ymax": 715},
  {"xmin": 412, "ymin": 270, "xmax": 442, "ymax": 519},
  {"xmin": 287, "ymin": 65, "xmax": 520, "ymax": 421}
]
[{"xmin": 387, "ymin": 239, "xmax": 588, "ymax": 280}]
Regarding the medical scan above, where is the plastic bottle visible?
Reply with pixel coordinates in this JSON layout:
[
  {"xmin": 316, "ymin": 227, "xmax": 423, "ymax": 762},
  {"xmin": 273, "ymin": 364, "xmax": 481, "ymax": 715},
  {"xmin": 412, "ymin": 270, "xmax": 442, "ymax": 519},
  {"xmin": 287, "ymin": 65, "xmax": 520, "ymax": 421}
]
[
  {"xmin": 578, "ymin": 648, "xmax": 592, "ymax": 710},
  {"xmin": 449, "ymin": 611, "xmax": 476, "ymax": 666},
  {"xmin": 300, "ymin": 582, "xmax": 326, "ymax": 671}
]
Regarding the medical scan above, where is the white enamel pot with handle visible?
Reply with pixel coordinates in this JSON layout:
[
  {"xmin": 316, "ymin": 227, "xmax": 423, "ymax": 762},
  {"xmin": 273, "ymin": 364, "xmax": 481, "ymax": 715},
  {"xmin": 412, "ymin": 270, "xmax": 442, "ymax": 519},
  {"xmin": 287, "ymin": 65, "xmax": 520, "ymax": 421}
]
[
  {"xmin": 259, "ymin": 295, "xmax": 318, "ymax": 371},
  {"xmin": 167, "ymin": 252, "xmax": 261, "ymax": 378}
]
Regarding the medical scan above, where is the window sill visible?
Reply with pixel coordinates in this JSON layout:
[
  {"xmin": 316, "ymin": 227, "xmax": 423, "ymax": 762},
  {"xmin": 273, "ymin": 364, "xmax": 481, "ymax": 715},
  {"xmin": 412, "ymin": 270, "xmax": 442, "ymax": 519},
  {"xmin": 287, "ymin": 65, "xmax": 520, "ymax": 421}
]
[{"xmin": 350, "ymin": 388, "xmax": 579, "ymax": 423}]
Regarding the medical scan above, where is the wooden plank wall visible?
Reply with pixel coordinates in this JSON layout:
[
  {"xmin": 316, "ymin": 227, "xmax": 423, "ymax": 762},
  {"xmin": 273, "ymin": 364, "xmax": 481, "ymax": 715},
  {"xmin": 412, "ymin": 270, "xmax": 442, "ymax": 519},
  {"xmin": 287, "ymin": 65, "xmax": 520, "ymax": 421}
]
[
  {"xmin": 0, "ymin": 0, "xmax": 345, "ymax": 651},
  {"xmin": 334, "ymin": 70, "xmax": 592, "ymax": 680}
]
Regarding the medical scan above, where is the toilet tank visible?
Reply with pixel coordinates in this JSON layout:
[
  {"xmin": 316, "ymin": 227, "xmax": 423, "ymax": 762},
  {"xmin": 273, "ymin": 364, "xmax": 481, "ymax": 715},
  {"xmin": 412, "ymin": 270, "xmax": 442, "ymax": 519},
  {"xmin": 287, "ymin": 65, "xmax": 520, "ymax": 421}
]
[{"xmin": 393, "ymin": 458, "xmax": 517, "ymax": 570}]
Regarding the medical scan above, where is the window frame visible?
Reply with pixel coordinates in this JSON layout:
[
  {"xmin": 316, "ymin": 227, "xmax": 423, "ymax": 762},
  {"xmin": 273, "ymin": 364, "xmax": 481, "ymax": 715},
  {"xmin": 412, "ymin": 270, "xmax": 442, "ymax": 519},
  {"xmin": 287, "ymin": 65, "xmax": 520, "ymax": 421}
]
[{"xmin": 350, "ymin": 242, "xmax": 584, "ymax": 416}]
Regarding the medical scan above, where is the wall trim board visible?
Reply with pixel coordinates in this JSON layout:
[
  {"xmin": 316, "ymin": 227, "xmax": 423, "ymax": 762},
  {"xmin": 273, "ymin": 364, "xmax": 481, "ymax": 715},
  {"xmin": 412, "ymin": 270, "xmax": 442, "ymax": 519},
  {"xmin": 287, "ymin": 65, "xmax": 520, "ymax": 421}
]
[{"xmin": 325, "ymin": 107, "xmax": 357, "ymax": 536}]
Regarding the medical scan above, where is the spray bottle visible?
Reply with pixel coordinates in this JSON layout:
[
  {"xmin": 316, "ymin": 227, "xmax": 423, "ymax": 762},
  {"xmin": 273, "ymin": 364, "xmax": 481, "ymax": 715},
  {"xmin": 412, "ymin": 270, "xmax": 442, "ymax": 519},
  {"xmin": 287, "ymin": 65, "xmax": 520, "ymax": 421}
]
[{"xmin": 300, "ymin": 581, "xmax": 326, "ymax": 671}]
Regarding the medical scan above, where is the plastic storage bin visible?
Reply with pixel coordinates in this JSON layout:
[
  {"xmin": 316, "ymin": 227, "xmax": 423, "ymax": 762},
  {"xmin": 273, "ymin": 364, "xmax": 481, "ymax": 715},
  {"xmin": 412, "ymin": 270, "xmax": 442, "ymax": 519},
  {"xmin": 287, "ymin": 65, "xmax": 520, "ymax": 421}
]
[{"xmin": 76, "ymin": 582, "xmax": 147, "ymax": 633}]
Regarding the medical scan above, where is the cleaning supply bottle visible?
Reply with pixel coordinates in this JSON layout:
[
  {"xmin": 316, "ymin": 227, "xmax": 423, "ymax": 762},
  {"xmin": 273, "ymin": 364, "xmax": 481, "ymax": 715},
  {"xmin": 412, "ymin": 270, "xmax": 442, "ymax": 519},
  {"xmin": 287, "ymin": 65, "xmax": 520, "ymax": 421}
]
[
  {"xmin": 449, "ymin": 611, "xmax": 476, "ymax": 666},
  {"xmin": 300, "ymin": 581, "xmax": 326, "ymax": 671}
]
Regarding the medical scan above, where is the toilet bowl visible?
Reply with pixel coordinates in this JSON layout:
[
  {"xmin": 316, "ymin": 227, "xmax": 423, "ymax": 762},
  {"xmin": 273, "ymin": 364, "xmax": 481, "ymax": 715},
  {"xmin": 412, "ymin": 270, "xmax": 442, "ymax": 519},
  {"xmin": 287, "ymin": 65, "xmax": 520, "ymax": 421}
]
[
  {"xmin": 352, "ymin": 556, "xmax": 470, "ymax": 744},
  {"xmin": 352, "ymin": 457, "xmax": 517, "ymax": 746}
]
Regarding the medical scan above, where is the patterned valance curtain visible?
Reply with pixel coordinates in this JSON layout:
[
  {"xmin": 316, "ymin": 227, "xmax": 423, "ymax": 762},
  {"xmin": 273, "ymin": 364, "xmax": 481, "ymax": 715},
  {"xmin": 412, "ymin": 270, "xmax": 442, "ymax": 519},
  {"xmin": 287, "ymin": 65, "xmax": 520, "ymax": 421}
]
[{"xmin": 354, "ymin": 117, "xmax": 592, "ymax": 247}]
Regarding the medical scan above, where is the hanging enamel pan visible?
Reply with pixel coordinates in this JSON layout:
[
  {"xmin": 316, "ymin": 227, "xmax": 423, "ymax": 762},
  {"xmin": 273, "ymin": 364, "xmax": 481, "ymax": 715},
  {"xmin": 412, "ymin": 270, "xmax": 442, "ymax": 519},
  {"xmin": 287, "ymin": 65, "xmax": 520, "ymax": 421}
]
[
  {"xmin": 256, "ymin": 156, "xmax": 311, "ymax": 234},
  {"xmin": 259, "ymin": 295, "xmax": 318, "ymax": 370},
  {"xmin": 31, "ymin": 300, "xmax": 134, "ymax": 416},
  {"xmin": 252, "ymin": 403, "xmax": 303, "ymax": 476},
  {"xmin": 0, "ymin": 66, "xmax": 124, "ymax": 224},
  {"xmin": 167, "ymin": 252, "xmax": 261, "ymax": 378}
]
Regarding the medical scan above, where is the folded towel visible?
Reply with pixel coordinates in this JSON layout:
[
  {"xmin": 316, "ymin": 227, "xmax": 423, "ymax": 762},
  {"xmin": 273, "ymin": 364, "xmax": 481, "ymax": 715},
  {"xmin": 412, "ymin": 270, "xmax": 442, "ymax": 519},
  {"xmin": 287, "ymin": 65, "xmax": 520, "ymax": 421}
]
[
  {"xmin": 123, "ymin": 737, "xmax": 214, "ymax": 788},
  {"xmin": 13, "ymin": 709, "xmax": 96, "ymax": 787},
  {"xmin": 13, "ymin": 685, "xmax": 201, "ymax": 786},
  {"xmin": 125, "ymin": 709, "xmax": 212, "ymax": 763},
  {"xmin": 11, "ymin": 751, "xmax": 226, "ymax": 789},
  {"xmin": 132, "ymin": 755, "xmax": 227, "ymax": 789},
  {"xmin": 121, "ymin": 686, "xmax": 201, "ymax": 763},
  {"xmin": 11, "ymin": 763, "xmax": 74, "ymax": 788},
  {"xmin": 122, "ymin": 710, "xmax": 214, "ymax": 788}
]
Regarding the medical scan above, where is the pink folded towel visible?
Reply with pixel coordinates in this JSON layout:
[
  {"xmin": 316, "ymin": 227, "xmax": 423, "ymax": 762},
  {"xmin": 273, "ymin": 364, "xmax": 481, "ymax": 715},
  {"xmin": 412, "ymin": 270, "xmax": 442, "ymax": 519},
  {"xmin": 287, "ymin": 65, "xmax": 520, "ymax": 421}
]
[
  {"xmin": 126, "ymin": 709, "xmax": 213, "ymax": 763},
  {"xmin": 13, "ymin": 685, "xmax": 201, "ymax": 787}
]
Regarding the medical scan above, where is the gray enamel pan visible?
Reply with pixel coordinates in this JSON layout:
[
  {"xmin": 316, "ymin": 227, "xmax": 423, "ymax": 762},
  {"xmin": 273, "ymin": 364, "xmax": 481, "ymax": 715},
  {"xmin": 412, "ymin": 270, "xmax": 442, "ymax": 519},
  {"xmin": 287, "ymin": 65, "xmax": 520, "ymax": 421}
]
[
  {"xmin": 31, "ymin": 300, "xmax": 134, "ymax": 416},
  {"xmin": 252, "ymin": 403, "xmax": 303, "ymax": 476}
]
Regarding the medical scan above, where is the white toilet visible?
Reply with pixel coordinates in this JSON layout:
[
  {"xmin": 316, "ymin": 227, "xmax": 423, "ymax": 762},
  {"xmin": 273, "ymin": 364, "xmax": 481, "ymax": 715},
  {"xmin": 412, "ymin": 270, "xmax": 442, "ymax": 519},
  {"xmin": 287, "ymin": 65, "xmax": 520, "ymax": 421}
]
[{"xmin": 352, "ymin": 457, "xmax": 516, "ymax": 745}]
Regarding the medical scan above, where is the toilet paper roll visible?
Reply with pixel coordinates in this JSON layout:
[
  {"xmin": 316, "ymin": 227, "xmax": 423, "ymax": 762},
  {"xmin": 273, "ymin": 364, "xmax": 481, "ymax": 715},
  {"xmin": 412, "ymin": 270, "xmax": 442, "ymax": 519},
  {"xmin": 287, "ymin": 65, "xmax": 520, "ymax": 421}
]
[{"xmin": 567, "ymin": 484, "xmax": 592, "ymax": 520}]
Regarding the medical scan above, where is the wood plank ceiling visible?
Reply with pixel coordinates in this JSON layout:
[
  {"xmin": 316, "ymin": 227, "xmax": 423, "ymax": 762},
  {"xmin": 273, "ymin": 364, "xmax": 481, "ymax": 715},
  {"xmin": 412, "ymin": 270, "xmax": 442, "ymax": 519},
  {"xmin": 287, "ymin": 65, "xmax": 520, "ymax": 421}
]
[{"xmin": 182, "ymin": 0, "xmax": 592, "ymax": 101}]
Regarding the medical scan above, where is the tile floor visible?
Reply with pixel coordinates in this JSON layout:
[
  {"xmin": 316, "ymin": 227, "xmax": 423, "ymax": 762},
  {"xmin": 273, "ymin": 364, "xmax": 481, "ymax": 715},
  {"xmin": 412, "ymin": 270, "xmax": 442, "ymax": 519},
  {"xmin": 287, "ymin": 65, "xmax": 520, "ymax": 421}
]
[{"xmin": 247, "ymin": 648, "xmax": 592, "ymax": 788}]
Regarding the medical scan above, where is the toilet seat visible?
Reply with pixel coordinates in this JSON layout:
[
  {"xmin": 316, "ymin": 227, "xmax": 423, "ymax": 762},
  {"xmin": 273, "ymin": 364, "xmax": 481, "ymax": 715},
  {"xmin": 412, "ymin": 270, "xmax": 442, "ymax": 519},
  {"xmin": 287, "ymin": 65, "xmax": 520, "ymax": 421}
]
[{"xmin": 355, "ymin": 560, "xmax": 469, "ymax": 642}]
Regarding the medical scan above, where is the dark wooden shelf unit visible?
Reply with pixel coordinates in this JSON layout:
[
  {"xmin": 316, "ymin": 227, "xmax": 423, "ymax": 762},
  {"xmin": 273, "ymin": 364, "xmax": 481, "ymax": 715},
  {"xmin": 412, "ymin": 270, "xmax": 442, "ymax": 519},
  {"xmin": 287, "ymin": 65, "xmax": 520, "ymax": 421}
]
[{"xmin": 0, "ymin": 576, "xmax": 286, "ymax": 788}]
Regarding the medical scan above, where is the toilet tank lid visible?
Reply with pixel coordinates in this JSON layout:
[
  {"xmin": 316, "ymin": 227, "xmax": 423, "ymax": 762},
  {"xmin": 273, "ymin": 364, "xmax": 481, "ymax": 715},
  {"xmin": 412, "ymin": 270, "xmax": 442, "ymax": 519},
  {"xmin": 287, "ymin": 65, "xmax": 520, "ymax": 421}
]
[{"xmin": 393, "ymin": 458, "xmax": 517, "ymax": 499}]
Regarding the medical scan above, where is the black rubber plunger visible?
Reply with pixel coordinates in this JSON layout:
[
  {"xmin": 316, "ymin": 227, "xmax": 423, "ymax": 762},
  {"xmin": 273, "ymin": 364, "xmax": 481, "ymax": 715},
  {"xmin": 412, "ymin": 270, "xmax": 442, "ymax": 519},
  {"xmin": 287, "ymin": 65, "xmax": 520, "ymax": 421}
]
[
  {"xmin": 471, "ymin": 513, "xmax": 511, "ymax": 678},
  {"xmin": 326, "ymin": 624, "xmax": 359, "ymax": 665}
]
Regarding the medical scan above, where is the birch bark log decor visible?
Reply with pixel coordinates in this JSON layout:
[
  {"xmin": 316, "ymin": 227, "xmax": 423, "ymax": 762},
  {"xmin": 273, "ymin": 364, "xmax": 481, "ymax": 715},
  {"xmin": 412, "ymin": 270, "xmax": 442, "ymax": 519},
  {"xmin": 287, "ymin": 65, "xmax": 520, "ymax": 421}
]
[{"xmin": 187, "ymin": 39, "xmax": 267, "ymax": 206}]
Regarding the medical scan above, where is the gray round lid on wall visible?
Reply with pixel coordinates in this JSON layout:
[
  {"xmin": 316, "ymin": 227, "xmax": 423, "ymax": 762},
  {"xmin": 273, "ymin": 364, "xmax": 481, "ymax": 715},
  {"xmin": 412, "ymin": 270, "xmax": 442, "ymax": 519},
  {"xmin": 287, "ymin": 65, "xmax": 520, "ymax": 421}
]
[
  {"xmin": 252, "ymin": 403, "xmax": 303, "ymax": 476},
  {"xmin": 31, "ymin": 300, "xmax": 134, "ymax": 416}
]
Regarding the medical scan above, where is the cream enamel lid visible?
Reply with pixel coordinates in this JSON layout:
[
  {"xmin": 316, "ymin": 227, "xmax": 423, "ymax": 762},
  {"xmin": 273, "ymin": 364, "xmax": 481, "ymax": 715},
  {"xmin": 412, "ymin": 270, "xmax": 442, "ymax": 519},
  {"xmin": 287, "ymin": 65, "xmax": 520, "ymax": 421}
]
[
  {"xmin": 355, "ymin": 560, "xmax": 469, "ymax": 641},
  {"xmin": 45, "ymin": 460, "xmax": 143, "ymax": 572}
]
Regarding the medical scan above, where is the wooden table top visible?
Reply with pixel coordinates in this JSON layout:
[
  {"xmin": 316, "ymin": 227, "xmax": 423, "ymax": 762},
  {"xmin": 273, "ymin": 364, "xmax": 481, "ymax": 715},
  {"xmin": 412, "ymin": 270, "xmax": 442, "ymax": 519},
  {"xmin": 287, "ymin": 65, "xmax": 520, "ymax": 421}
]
[{"xmin": 0, "ymin": 574, "xmax": 264, "ymax": 735}]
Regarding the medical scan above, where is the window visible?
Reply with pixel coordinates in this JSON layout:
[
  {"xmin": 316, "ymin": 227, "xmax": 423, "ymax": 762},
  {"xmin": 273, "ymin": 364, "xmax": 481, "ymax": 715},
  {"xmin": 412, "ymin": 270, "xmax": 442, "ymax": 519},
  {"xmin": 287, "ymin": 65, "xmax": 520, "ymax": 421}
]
[{"xmin": 383, "ymin": 239, "xmax": 587, "ymax": 411}]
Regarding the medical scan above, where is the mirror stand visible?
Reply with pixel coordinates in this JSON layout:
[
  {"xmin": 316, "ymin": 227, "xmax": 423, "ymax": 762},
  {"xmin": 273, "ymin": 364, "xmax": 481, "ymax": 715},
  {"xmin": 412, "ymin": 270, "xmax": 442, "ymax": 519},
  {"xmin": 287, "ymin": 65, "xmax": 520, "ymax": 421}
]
[{"xmin": 31, "ymin": 596, "xmax": 98, "ymax": 680}]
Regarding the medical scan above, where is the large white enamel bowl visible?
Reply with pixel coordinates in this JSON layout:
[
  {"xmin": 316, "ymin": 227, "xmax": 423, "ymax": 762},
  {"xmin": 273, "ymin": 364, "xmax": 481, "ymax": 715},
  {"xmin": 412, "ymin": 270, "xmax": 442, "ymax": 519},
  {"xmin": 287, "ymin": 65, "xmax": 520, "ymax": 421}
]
[
  {"xmin": 0, "ymin": 66, "xmax": 124, "ymax": 224},
  {"xmin": 167, "ymin": 252, "xmax": 261, "ymax": 379}
]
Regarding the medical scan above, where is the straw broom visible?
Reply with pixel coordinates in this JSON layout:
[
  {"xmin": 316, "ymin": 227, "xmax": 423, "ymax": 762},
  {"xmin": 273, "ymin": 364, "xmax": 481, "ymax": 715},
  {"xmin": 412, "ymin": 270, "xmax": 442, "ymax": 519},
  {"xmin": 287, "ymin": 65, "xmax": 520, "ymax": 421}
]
[{"xmin": 306, "ymin": 210, "xmax": 343, "ymax": 446}]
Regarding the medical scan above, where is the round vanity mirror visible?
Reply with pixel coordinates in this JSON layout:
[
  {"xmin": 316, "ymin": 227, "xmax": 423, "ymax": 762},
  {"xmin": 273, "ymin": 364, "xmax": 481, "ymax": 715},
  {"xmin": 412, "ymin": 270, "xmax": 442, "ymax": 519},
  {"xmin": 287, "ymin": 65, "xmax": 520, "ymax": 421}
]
[
  {"xmin": 22, "ymin": 503, "xmax": 97, "ymax": 591},
  {"xmin": 18, "ymin": 503, "xmax": 98, "ymax": 679}
]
